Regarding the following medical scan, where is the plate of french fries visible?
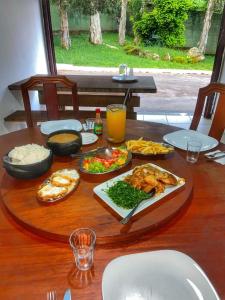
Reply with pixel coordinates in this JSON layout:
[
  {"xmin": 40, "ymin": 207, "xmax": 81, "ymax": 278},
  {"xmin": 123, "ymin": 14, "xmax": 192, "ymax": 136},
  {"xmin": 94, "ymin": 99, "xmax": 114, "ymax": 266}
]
[{"xmin": 125, "ymin": 138, "xmax": 174, "ymax": 155}]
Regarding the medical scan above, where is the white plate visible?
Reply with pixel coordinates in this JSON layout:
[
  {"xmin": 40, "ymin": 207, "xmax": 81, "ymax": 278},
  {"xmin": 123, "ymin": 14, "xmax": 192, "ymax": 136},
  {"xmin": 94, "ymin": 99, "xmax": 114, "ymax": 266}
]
[
  {"xmin": 40, "ymin": 119, "xmax": 82, "ymax": 135},
  {"xmin": 81, "ymin": 132, "xmax": 98, "ymax": 145},
  {"xmin": 163, "ymin": 130, "xmax": 219, "ymax": 151},
  {"xmin": 93, "ymin": 163, "xmax": 185, "ymax": 218},
  {"xmin": 112, "ymin": 75, "xmax": 138, "ymax": 83},
  {"xmin": 102, "ymin": 250, "xmax": 220, "ymax": 300}
]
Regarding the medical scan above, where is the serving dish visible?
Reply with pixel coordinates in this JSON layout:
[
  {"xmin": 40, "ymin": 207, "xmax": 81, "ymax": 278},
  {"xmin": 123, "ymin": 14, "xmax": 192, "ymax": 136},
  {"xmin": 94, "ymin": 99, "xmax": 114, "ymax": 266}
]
[
  {"xmin": 93, "ymin": 163, "xmax": 185, "ymax": 217},
  {"xmin": 2, "ymin": 149, "xmax": 53, "ymax": 179},
  {"xmin": 37, "ymin": 168, "xmax": 80, "ymax": 203},
  {"xmin": 112, "ymin": 75, "xmax": 138, "ymax": 83},
  {"xmin": 163, "ymin": 129, "xmax": 219, "ymax": 151},
  {"xmin": 102, "ymin": 250, "xmax": 219, "ymax": 300},
  {"xmin": 79, "ymin": 147, "xmax": 132, "ymax": 174},
  {"xmin": 40, "ymin": 119, "xmax": 82, "ymax": 135},
  {"xmin": 47, "ymin": 129, "xmax": 82, "ymax": 156},
  {"xmin": 126, "ymin": 139, "xmax": 174, "ymax": 156}
]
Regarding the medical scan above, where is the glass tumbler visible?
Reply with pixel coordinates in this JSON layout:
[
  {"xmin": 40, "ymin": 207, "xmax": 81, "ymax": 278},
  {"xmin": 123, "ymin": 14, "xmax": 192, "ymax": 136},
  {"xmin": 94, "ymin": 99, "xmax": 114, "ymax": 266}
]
[
  {"xmin": 106, "ymin": 104, "xmax": 126, "ymax": 143},
  {"xmin": 69, "ymin": 228, "xmax": 96, "ymax": 271},
  {"xmin": 186, "ymin": 140, "xmax": 202, "ymax": 163},
  {"xmin": 119, "ymin": 64, "xmax": 128, "ymax": 77}
]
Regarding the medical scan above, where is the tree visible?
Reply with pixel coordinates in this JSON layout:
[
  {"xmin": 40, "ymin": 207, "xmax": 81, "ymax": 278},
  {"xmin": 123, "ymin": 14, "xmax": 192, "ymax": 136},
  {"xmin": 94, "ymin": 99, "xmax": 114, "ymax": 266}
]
[
  {"xmin": 72, "ymin": 0, "xmax": 103, "ymax": 44},
  {"xmin": 72, "ymin": 0, "xmax": 119, "ymax": 44},
  {"xmin": 89, "ymin": 2, "xmax": 102, "ymax": 44},
  {"xmin": 118, "ymin": 0, "xmax": 128, "ymax": 45},
  {"xmin": 198, "ymin": 0, "xmax": 216, "ymax": 54},
  {"xmin": 133, "ymin": 0, "xmax": 192, "ymax": 47},
  {"xmin": 51, "ymin": 0, "xmax": 71, "ymax": 49}
]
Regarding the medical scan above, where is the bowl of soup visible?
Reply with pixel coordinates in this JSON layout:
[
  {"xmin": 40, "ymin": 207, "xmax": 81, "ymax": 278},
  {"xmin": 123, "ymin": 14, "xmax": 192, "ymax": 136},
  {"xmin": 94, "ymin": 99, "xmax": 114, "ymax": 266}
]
[{"xmin": 47, "ymin": 129, "xmax": 82, "ymax": 156}]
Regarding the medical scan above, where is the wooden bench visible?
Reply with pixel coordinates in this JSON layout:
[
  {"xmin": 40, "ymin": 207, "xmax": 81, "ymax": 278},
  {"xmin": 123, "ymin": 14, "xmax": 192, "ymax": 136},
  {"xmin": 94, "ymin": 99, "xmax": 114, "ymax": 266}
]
[{"xmin": 5, "ymin": 92, "xmax": 140, "ymax": 122}]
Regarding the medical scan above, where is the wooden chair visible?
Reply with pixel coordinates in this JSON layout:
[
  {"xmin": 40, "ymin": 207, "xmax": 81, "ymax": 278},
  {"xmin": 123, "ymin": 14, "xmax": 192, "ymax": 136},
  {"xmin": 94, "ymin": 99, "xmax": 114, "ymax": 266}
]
[
  {"xmin": 21, "ymin": 75, "xmax": 79, "ymax": 127},
  {"xmin": 190, "ymin": 82, "xmax": 225, "ymax": 140}
]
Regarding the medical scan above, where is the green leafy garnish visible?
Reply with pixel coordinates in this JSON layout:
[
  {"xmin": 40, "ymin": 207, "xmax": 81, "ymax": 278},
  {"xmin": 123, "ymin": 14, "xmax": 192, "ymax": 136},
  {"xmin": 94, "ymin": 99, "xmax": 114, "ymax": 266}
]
[{"xmin": 106, "ymin": 181, "xmax": 149, "ymax": 209}]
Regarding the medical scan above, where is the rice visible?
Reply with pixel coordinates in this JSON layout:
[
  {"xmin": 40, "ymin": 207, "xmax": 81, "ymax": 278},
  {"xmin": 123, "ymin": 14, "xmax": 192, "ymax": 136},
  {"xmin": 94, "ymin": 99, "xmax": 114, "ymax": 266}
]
[{"xmin": 8, "ymin": 144, "xmax": 50, "ymax": 165}]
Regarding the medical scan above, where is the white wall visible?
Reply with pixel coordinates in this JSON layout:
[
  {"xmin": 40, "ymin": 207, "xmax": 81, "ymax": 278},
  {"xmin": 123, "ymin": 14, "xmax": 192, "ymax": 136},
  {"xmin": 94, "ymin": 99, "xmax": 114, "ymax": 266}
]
[{"xmin": 0, "ymin": 0, "xmax": 48, "ymax": 132}]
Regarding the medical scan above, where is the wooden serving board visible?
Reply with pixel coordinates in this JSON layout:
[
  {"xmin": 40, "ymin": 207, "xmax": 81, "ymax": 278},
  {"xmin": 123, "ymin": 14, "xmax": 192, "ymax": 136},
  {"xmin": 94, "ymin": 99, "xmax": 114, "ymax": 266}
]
[{"xmin": 0, "ymin": 151, "xmax": 192, "ymax": 245}]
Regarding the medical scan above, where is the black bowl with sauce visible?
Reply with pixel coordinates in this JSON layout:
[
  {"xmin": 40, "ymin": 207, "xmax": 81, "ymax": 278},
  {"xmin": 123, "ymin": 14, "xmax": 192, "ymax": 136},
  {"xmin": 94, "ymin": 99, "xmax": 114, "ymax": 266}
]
[{"xmin": 46, "ymin": 129, "xmax": 82, "ymax": 156}]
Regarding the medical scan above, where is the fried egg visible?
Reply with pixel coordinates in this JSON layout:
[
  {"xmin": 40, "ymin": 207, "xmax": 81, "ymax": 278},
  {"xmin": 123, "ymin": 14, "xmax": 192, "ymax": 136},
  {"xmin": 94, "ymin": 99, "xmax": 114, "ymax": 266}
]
[
  {"xmin": 54, "ymin": 169, "xmax": 79, "ymax": 181},
  {"xmin": 37, "ymin": 169, "xmax": 80, "ymax": 202},
  {"xmin": 37, "ymin": 183, "xmax": 67, "ymax": 201}
]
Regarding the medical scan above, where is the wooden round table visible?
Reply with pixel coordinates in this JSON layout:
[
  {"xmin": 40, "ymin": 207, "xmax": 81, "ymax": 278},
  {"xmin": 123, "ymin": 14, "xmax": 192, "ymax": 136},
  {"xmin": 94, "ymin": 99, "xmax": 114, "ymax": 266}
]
[
  {"xmin": 0, "ymin": 120, "xmax": 192, "ymax": 245},
  {"xmin": 1, "ymin": 120, "xmax": 225, "ymax": 300}
]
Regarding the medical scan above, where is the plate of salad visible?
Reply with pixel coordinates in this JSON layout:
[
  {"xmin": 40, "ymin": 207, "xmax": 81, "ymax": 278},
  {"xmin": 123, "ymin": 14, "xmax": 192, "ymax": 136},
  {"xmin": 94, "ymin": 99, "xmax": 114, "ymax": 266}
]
[{"xmin": 79, "ymin": 147, "xmax": 132, "ymax": 174}]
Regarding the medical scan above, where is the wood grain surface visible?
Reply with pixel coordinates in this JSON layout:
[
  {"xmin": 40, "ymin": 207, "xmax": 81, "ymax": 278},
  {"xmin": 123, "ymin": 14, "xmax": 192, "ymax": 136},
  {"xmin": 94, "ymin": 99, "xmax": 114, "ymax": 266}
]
[
  {"xmin": 8, "ymin": 75, "xmax": 157, "ymax": 93},
  {"xmin": 0, "ymin": 120, "xmax": 225, "ymax": 300}
]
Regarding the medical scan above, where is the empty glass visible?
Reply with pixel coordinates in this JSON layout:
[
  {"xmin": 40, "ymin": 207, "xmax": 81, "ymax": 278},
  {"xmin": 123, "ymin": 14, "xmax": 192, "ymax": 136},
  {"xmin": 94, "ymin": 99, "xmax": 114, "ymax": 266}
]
[
  {"xmin": 85, "ymin": 118, "xmax": 95, "ymax": 131},
  {"xmin": 186, "ymin": 140, "xmax": 202, "ymax": 163},
  {"xmin": 119, "ymin": 64, "xmax": 128, "ymax": 77},
  {"xmin": 69, "ymin": 228, "xmax": 96, "ymax": 271}
]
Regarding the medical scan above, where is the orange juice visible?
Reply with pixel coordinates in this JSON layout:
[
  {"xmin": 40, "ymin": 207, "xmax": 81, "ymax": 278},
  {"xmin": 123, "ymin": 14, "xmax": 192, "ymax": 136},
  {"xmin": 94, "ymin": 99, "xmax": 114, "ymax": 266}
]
[{"xmin": 106, "ymin": 104, "xmax": 126, "ymax": 143}]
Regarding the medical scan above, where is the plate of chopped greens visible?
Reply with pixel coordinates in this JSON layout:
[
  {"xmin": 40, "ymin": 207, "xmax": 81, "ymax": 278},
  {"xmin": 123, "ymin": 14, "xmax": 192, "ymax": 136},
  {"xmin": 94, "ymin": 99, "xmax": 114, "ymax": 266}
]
[
  {"xmin": 79, "ymin": 147, "xmax": 132, "ymax": 174},
  {"xmin": 93, "ymin": 163, "xmax": 185, "ymax": 217}
]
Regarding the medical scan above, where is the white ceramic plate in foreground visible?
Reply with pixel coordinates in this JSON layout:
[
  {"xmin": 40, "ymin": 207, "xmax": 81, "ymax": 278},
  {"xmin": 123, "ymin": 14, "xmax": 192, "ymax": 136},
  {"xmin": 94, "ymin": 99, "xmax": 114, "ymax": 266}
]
[
  {"xmin": 93, "ymin": 163, "xmax": 185, "ymax": 218},
  {"xmin": 102, "ymin": 250, "xmax": 220, "ymax": 300},
  {"xmin": 163, "ymin": 130, "xmax": 218, "ymax": 151},
  {"xmin": 81, "ymin": 132, "xmax": 98, "ymax": 145},
  {"xmin": 40, "ymin": 119, "xmax": 82, "ymax": 135}
]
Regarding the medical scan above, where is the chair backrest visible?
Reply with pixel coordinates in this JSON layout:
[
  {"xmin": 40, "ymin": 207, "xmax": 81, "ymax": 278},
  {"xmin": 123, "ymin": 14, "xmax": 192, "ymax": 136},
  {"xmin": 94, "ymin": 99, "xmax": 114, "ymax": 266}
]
[
  {"xmin": 21, "ymin": 75, "xmax": 79, "ymax": 127},
  {"xmin": 190, "ymin": 82, "xmax": 225, "ymax": 141}
]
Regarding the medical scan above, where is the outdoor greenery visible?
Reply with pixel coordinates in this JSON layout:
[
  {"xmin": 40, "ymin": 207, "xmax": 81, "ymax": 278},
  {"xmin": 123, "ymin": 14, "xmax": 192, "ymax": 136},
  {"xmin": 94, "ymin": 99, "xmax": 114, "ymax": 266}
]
[
  {"xmin": 54, "ymin": 33, "xmax": 214, "ymax": 70},
  {"xmin": 133, "ymin": 0, "xmax": 193, "ymax": 47}
]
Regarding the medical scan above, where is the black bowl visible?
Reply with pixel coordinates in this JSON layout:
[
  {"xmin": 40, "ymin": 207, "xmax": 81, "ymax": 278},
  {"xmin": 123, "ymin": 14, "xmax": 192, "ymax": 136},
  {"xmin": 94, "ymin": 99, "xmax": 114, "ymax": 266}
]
[
  {"xmin": 46, "ymin": 129, "xmax": 82, "ymax": 156},
  {"xmin": 2, "ymin": 150, "xmax": 53, "ymax": 179}
]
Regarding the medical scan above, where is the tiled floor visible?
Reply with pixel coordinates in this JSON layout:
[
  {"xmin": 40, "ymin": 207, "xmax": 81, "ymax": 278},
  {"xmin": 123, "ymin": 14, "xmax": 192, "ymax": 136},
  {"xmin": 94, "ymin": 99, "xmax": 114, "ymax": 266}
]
[{"xmin": 3, "ymin": 112, "xmax": 224, "ymax": 143}]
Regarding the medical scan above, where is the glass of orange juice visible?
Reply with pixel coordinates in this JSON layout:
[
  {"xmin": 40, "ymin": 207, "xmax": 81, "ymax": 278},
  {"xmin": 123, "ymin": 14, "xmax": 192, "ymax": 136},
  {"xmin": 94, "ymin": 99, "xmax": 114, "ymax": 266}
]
[{"xmin": 106, "ymin": 104, "xmax": 126, "ymax": 143}]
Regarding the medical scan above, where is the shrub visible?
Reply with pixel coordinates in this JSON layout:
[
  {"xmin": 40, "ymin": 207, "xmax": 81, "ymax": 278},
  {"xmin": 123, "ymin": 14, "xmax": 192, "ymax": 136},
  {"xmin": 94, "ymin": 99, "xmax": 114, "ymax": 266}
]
[
  {"xmin": 133, "ymin": 0, "xmax": 192, "ymax": 48},
  {"xmin": 123, "ymin": 43, "xmax": 141, "ymax": 56}
]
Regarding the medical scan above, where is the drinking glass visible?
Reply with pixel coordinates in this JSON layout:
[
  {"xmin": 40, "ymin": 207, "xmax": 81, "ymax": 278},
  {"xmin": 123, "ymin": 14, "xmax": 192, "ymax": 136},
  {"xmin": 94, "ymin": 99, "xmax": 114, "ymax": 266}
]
[
  {"xmin": 69, "ymin": 228, "xmax": 96, "ymax": 271},
  {"xmin": 186, "ymin": 140, "xmax": 202, "ymax": 163},
  {"xmin": 119, "ymin": 64, "xmax": 128, "ymax": 77},
  {"xmin": 106, "ymin": 104, "xmax": 126, "ymax": 143},
  {"xmin": 85, "ymin": 118, "xmax": 95, "ymax": 131}
]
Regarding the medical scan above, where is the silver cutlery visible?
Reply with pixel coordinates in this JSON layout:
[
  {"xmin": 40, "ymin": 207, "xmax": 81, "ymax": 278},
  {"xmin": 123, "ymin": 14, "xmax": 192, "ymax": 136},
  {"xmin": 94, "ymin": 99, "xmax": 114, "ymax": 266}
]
[
  {"xmin": 63, "ymin": 288, "xmax": 71, "ymax": 300},
  {"xmin": 120, "ymin": 189, "xmax": 155, "ymax": 224},
  {"xmin": 47, "ymin": 290, "xmax": 57, "ymax": 300},
  {"xmin": 206, "ymin": 151, "xmax": 225, "ymax": 160},
  {"xmin": 207, "ymin": 151, "xmax": 225, "ymax": 158},
  {"xmin": 71, "ymin": 147, "xmax": 105, "ymax": 158}
]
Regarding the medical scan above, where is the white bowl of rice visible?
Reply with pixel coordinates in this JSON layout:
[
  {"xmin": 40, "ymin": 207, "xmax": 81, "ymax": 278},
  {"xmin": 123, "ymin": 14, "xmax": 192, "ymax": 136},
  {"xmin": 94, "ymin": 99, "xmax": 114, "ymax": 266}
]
[{"xmin": 3, "ymin": 144, "xmax": 53, "ymax": 179}]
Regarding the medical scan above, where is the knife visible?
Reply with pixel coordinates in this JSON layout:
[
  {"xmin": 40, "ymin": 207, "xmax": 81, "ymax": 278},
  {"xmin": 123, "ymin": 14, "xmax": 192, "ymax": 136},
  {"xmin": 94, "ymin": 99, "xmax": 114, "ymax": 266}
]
[
  {"xmin": 206, "ymin": 154, "xmax": 225, "ymax": 161},
  {"xmin": 63, "ymin": 288, "xmax": 71, "ymax": 300}
]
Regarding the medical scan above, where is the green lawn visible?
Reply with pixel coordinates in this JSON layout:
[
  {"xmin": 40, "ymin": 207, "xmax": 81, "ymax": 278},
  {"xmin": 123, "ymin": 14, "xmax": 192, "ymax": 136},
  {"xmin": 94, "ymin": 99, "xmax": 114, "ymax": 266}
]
[{"xmin": 54, "ymin": 32, "xmax": 214, "ymax": 71}]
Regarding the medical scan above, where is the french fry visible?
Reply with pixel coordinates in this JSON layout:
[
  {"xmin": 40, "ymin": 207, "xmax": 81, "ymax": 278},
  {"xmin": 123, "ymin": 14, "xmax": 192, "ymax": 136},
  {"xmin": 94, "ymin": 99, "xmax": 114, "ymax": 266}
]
[{"xmin": 125, "ymin": 138, "xmax": 173, "ymax": 155}]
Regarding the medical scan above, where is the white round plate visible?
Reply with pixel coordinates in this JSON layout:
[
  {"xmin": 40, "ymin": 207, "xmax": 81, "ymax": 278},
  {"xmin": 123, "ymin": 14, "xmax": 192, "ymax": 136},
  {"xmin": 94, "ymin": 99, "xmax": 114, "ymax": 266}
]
[
  {"xmin": 112, "ymin": 75, "xmax": 138, "ymax": 83},
  {"xmin": 81, "ymin": 132, "xmax": 98, "ymax": 145},
  {"xmin": 163, "ymin": 129, "xmax": 219, "ymax": 151},
  {"xmin": 40, "ymin": 119, "xmax": 82, "ymax": 135},
  {"xmin": 102, "ymin": 250, "xmax": 219, "ymax": 300}
]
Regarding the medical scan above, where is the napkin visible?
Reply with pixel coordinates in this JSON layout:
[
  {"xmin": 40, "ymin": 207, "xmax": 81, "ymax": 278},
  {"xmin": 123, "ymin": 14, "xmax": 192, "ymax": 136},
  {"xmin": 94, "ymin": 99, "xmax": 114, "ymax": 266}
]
[{"xmin": 205, "ymin": 150, "xmax": 225, "ymax": 165}]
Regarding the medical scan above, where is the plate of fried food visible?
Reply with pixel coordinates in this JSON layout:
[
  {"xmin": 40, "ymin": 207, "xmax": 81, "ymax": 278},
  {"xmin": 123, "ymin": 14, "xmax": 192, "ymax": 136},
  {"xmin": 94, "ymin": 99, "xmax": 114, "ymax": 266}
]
[
  {"xmin": 94, "ymin": 163, "xmax": 185, "ymax": 218},
  {"xmin": 125, "ymin": 138, "xmax": 174, "ymax": 156},
  {"xmin": 37, "ymin": 169, "xmax": 80, "ymax": 203}
]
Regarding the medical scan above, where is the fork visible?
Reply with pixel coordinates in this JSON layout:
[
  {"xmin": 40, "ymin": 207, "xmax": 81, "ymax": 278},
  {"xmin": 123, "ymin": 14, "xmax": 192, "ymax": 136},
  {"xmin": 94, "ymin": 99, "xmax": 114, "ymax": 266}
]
[{"xmin": 47, "ymin": 290, "xmax": 57, "ymax": 300}]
